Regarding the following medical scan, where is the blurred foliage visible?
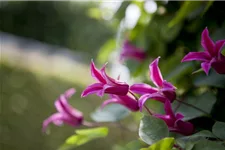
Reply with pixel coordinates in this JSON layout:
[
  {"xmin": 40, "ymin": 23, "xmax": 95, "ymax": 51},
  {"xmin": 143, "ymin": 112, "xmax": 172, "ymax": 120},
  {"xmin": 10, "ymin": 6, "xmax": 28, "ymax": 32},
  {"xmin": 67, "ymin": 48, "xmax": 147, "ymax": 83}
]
[{"xmin": 0, "ymin": 1, "xmax": 114, "ymax": 58}]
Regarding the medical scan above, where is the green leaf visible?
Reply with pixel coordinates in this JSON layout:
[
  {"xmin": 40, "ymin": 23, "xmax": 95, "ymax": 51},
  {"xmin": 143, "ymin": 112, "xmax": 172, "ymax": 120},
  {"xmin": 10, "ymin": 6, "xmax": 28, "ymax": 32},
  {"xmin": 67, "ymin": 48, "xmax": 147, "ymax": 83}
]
[
  {"xmin": 212, "ymin": 121, "xmax": 225, "ymax": 140},
  {"xmin": 192, "ymin": 140, "xmax": 225, "ymax": 150},
  {"xmin": 194, "ymin": 70, "xmax": 225, "ymax": 88},
  {"xmin": 140, "ymin": 137, "xmax": 175, "ymax": 150},
  {"xmin": 91, "ymin": 104, "xmax": 130, "ymax": 122},
  {"xmin": 59, "ymin": 127, "xmax": 108, "ymax": 150},
  {"xmin": 168, "ymin": 1, "xmax": 202, "ymax": 27},
  {"xmin": 139, "ymin": 115, "xmax": 169, "ymax": 145},
  {"xmin": 176, "ymin": 130, "xmax": 216, "ymax": 148},
  {"xmin": 175, "ymin": 92, "xmax": 216, "ymax": 120},
  {"xmin": 97, "ymin": 39, "xmax": 116, "ymax": 64}
]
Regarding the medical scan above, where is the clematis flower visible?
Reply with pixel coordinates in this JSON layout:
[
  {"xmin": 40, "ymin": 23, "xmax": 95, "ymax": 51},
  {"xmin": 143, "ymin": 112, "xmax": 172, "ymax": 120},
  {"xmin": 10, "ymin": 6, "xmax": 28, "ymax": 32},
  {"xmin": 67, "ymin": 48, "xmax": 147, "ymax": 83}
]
[
  {"xmin": 153, "ymin": 100, "xmax": 194, "ymax": 135},
  {"xmin": 42, "ymin": 88, "xmax": 83, "ymax": 132},
  {"xmin": 130, "ymin": 57, "xmax": 176, "ymax": 111},
  {"xmin": 120, "ymin": 40, "xmax": 147, "ymax": 62},
  {"xmin": 101, "ymin": 94, "xmax": 139, "ymax": 112},
  {"xmin": 81, "ymin": 60, "xmax": 129, "ymax": 97},
  {"xmin": 182, "ymin": 27, "xmax": 225, "ymax": 75}
]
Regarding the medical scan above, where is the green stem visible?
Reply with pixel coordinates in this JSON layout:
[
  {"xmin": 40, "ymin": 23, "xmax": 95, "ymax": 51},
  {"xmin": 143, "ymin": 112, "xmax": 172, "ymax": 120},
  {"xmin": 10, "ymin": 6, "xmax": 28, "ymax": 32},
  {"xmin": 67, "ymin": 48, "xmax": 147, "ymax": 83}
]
[{"xmin": 175, "ymin": 99, "xmax": 211, "ymax": 116}]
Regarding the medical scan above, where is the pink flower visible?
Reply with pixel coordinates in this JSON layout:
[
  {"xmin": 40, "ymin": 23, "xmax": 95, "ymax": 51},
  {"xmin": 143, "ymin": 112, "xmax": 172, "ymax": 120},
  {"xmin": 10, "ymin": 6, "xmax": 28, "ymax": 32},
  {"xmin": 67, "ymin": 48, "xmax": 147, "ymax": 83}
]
[
  {"xmin": 120, "ymin": 40, "xmax": 146, "ymax": 62},
  {"xmin": 81, "ymin": 60, "xmax": 129, "ymax": 97},
  {"xmin": 130, "ymin": 57, "xmax": 176, "ymax": 111},
  {"xmin": 182, "ymin": 27, "xmax": 225, "ymax": 75},
  {"xmin": 101, "ymin": 94, "xmax": 139, "ymax": 112},
  {"xmin": 42, "ymin": 88, "xmax": 83, "ymax": 132},
  {"xmin": 153, "ymin": 100, "xmax": 194, "ymax": 135}
]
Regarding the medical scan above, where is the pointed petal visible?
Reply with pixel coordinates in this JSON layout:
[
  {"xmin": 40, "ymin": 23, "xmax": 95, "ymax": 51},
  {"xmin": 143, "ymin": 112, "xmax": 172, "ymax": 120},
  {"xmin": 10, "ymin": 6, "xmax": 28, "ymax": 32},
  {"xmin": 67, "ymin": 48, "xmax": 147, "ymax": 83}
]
[
  {"xmin": 164, "ymin": 100, "xmax": 175, "ymax": 119},
  {"xmin": 149, "ymin": 57, "xmax": 163, "ymax": 87},
  {"xmin": 162, "ymin": 81, "xmax": 176, "ymax": 90},
  {"xmin": 81, "ymin": 83, "xmax": 103, "ymax": 97},
  {"xmin": 139, "ymin": 93, "xmax": 168, "ymax": 111},
  {"xmin": 201, "ymin": 62, "xmax": 212, "ymax": 75},
  {"xmin": 153, "ymin": 114, "xmax": 174, "ymax": 127},
  {"xmin": 175, "ymin": 113, "xmax": 184, "ymax": 120},
  {"xmin": 201, "ymin": 28, "xmax": 215, "ymax": 56},
  {"xmin": 181, "ymin": 52, "xmax": 211, "ymax": 62},
  {"xmin": 64, "ymin": 88, "xmax": 76, "ymax": 99},
  {"xmin": 55, "ymin": 95, "xmax": 83, "ymax": 120},
  {"xmin": 91, "ymin": 60, "xmax": 106, "ymax": 83},
  {"xmin": 130, "ymin": 83, "xmax": 158, "ymax": 94},
  {"xmin": 101, "ymin": 64, "xmax": 128, "ymax": 86},
  {"xmin": 117, "ymin": 95, "xmax": 139, "ymax": 111},
  {"xmin": 101, "ymin": 98, "xmax": 122, "ymax": 109},
  {"xmin": 215, "ymin": 40, "xmax": 225, "ymax": 56},
  {"xmin": 42, "ymin": 113, "xmax": 63, "ymax": 132}
]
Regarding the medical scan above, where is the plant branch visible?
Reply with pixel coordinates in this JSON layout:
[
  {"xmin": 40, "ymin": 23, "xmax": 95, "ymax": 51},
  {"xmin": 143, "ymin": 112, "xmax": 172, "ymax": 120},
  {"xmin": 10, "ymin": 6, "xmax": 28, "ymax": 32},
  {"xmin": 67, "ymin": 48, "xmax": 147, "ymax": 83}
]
[{"xmin": 175, "ymin": 99, "xmax": 211, "ymax": 116}]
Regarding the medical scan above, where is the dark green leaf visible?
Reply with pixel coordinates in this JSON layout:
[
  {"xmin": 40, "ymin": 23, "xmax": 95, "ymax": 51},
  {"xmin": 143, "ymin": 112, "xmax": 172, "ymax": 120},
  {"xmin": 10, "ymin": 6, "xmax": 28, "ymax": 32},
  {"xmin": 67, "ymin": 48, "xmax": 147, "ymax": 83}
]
[
  {"xmin": 212, "ymin": 121, "xmax": 225, "ymax": 140},
  {"xmin": 91, "ymin": 104, "xmax": 130, "ymax": 122},
  {"xmin": 140, "ymin": 137, "xmax": 174, "ymax": 150},
  {"xmin": 176, "ymin": 130, "xmax": 216, "ymax": 148},
  {"xmin": 176, "ymin": 92, "xmax": 216, "ymax": 120},
  {"xmin": 194, "ymin": 70, "xmax": 225, "ymax": 88},
  {"xmin": 139, "ymin": 115, "xmax": 169, "ymax": 145},
  {"xmin": 192, "ymin": 140, "xmax": 225, "ymax": 150}
]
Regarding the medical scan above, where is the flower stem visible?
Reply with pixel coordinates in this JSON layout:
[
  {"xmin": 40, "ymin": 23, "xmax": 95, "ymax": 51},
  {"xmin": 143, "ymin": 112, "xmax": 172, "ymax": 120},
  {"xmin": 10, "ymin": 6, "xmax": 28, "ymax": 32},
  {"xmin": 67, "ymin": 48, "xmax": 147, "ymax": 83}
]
[{"xmin": 175, "ymin": 99, "xmax": 210, "ymax": 116}]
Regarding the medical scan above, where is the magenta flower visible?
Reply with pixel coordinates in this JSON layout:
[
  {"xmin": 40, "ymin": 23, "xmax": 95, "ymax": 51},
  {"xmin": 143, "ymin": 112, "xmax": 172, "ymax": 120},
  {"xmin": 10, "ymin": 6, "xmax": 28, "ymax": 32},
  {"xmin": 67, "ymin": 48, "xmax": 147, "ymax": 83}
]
[
  {"xmin": 81, "ymin": 60, "xmax": 129, "ymax": 97},
  {"xmin": 42, "ymin": 88, "xmax": 83, "ymax": 132},
  {"xmin": 120, "ymin": 40, "xmax": 147, "ymax": 62},
  {"xmin": 182, "ymin": 28, "xmax": 225, "ymax": 75},
  {"xmin": 101, "ymin": 94, "xmax": 139, "ymax": 112},
  {"xmin": 153, "ymin": 100, "xmax": 194, "ymax": 135},
  {"xmin": 130, "ymin": 57, "xmax": 176, "ymax": 111}
]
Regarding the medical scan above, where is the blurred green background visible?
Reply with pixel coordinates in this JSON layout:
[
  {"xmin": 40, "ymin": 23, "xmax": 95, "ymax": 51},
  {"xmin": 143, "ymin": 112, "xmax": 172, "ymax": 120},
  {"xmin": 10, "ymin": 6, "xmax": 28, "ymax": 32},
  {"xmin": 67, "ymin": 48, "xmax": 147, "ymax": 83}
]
[{"xmin": 0, "ymin": 1, "xmax": 225, "ymax": 150}]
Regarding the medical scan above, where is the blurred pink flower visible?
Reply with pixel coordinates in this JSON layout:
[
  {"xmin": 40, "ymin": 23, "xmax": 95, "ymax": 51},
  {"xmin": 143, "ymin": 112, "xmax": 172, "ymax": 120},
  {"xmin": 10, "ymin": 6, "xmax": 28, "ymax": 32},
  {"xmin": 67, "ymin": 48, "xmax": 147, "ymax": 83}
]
[
  {"xmin": 130, "ymin": 57, "xmax": 176, "ymax": 111},
  {"xmin": 81, "ymin": 60, "xmax": 129, "ymax": 97},
  {"xmin": 42, "ymin": 88, "xmax": 83, "ymax": 132},
  {"xmin": 182, "ymin": 27, "xmax": 225, "ymax": 75},
  {"xmin": 154, "ymin": 100, "xmax": 194, "ymax": 135},
  {"xmin": 120, "ymin": 40, "xmax": 146, "ymax": 62},
  {"xmin": 101, "ymin": 94, "xmax": 139, "ymax": 112}
]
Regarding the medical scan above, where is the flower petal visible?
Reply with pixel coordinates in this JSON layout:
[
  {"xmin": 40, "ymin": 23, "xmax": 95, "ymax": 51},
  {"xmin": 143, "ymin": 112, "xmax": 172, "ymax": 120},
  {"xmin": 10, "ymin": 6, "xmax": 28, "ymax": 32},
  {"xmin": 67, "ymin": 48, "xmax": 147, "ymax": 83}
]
[
  {"xmin": 81, "ymin": 83, "xmax": 103, "ymax": 97},
  {"xmin": 212, "ymin": 56, "xmax": 225, "ymax": 74},
  {"xmin": 175, "ymin": 120, "xmax": 194, "ymax": 135},
  {"xmin": 103, "ymin": 84, "xmax": 129, "ymax": 96},
  {"xmin": 42, "ymin": 113, "xmax": 63, "ymax": 132},
  {"xmin": 201, "ymin": 27, "xmax": 215, "ymax": 56},
  {"xmin": 120, "ymin": 40, "xmax": 146, "ymax": 62},
  {"xmin": 91, "ymin": 60, "xmax": 106, "ymax": 83},
  {"xmin": 164, "ymin": 100, "xmax": 175, "ymax": 119},
  {"xmin": 64, "ymin": 88, "xmax": 76, "ymax": 99},
  {"xmin": 181, "ymin": 52, "xmax": 211, "ymax": 62},
  {"xmin": 153, "ymin": 114, "xmax": 174, "ymax": 127},
  {"xmin": 149, "ymin": 57, "xmax": 163, "ymax": 87},
  {"xmin": 101, "ymin": 98, "xmax": 121, "ymax": 109},
  {"xmin": 139, "ymin": 93, "xmax": 168, "ymax": 111},
  {"xmin": 130, "ymin": 83, "xmax": 158, "ymax": 94},
  {"xmin": 215, "ymin": 40, "xmax": 225, "ymax": 55},
  {"xmin": 201, "ymin": 61, "xmax": 212, "ymax": 75}
]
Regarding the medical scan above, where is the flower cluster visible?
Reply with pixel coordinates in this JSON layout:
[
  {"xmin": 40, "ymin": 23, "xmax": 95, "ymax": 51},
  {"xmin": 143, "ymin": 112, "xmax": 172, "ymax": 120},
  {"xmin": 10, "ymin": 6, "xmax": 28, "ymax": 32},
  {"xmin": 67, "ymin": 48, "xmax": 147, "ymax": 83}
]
[
  {"xmin": 182, "ymin": 28, "xmax": 225, "ymax": 75},
  {"xmin": 42, "ymin": 28, "xmax": 224, "ymax": 137}
]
